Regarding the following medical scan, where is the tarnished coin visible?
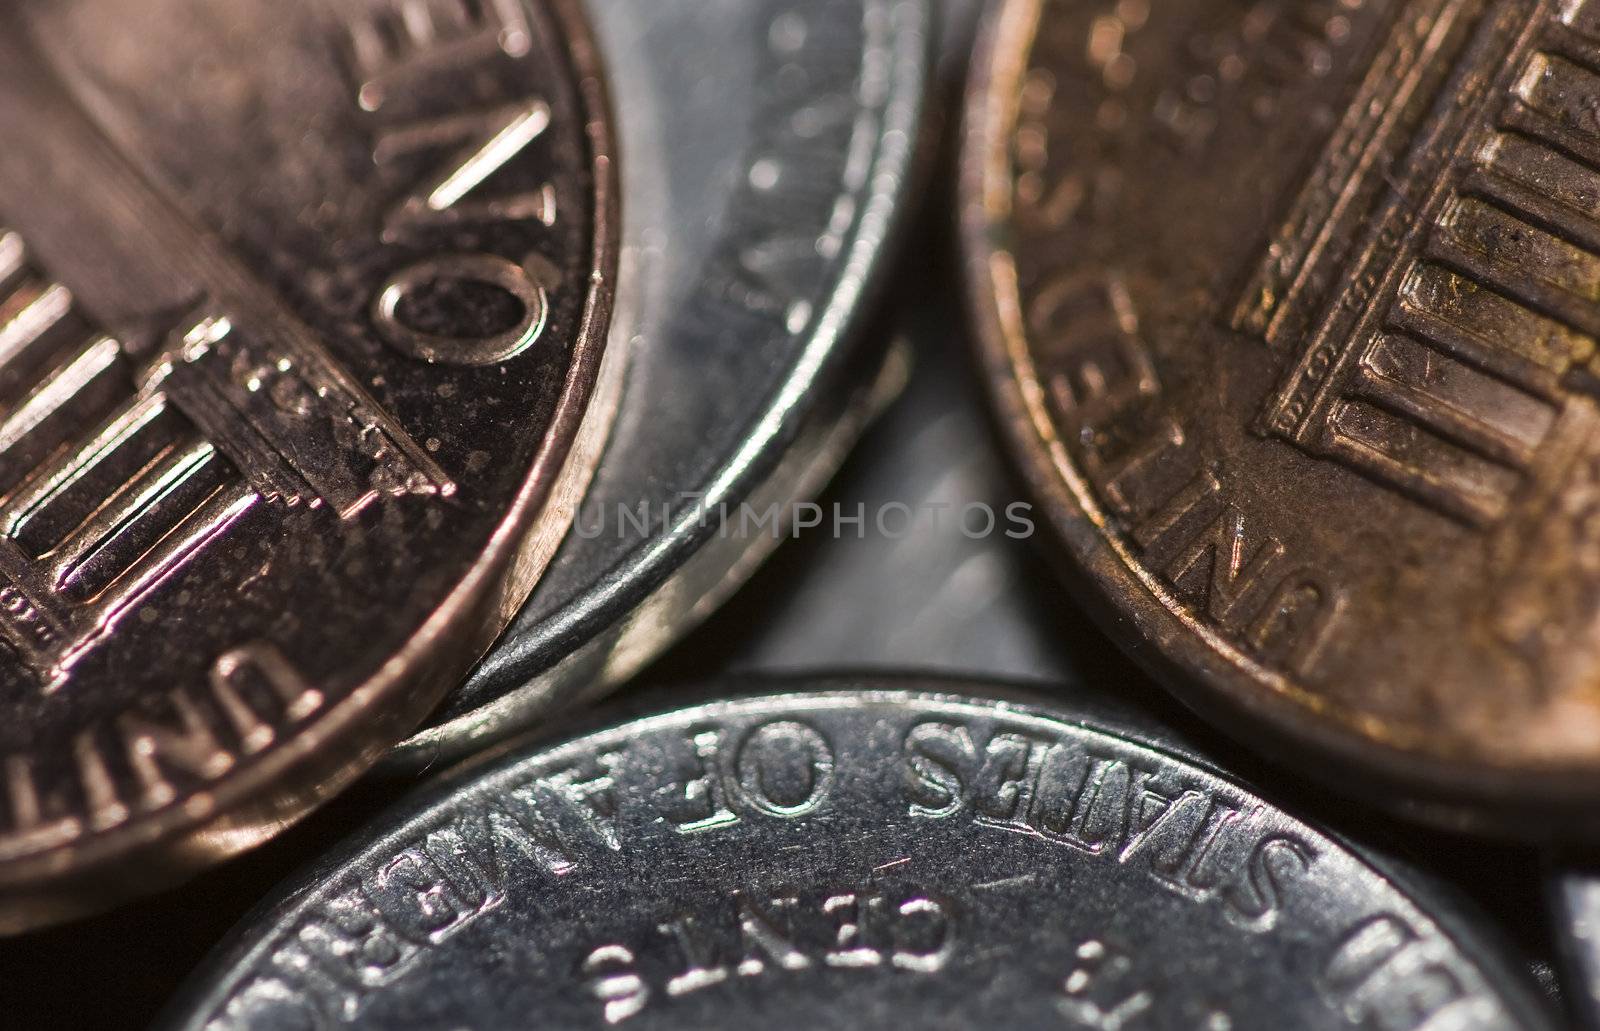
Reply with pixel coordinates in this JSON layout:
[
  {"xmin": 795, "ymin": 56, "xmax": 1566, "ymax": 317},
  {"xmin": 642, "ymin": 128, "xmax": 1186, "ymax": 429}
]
[
  {"xmin": 729, "ymin": 0, "xmax": 1076, "ymax": 683},
  {"xmin": 0, "ymin": 0, "xmax": 616, "ymax": 931},
  {"xmin": 165, "ymin": 683, "xmax": 1550, "ymax": 1029},
  {"xmin": 388, "ymin": 0, "xmax": 932, "ymax": 770},
  {"xmin": 963, "ymin": 0, "xmax": 1600, "ymax": 832}
]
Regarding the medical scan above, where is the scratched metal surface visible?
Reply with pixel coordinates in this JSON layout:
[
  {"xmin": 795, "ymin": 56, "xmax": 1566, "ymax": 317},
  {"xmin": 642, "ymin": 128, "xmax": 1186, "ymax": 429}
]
[{"xmin": 163, "ymin": 685, "xmax": 1555, "ymax": 1030}]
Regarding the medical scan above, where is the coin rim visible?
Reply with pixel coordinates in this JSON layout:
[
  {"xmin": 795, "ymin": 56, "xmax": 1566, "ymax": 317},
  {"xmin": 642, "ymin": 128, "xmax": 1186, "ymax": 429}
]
[
  {"xmin": 0, "ymin": 0, "xmax": 621, "ymax": 926},
  {"xmin": 957, "ymin": 0, "xmax": 1600, "ymax": 834},
  {"xmin": 159, "ymin": 679, "xmax": 1555, "ymax": 1030}
]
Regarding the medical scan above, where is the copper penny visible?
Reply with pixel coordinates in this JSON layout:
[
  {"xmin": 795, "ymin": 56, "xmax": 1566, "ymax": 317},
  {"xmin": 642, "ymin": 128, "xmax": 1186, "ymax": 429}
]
[
  {"xmin": 0, "ymin": 0, "xmax": 617, "ymax": 931},
  {"xmin": 964, "ymin": 0, "xmax": 1600, "ymax": 833}
]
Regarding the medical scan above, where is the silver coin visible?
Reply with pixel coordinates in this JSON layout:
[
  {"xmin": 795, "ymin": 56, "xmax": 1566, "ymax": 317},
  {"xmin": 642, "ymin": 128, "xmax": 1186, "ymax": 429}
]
[
  {"xmin": 167, "ymin": 683, "xmax": 1549, "ymax": 1029},
  {"xmin": 388, "ymin": 0, "xmax": 933, "ymax": 769}
]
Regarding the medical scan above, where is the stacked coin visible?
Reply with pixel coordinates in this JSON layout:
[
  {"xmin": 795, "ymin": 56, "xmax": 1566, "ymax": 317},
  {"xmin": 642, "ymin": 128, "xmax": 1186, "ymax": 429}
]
[
  {"xmin": 389, "ymin": 0, "xmax": 932, "ymax": 770},
  {"xmin": 0, "ymin": 0, "xmax": 1594, "ymax": 1028}
]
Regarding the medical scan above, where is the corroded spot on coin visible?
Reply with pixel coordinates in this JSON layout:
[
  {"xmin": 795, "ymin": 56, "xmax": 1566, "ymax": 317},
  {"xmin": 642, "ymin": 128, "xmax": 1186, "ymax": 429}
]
[
  {"xmin": 161, "ymin": 686, "xmax": 1552, "ymax": 1029},
  {"xmin": 963, "ymin": 0, "xmax": 1600, "ymax": 832},
  {"xmin": 0, "ymin": 0, "xmax": 617, "ymax": 931}
]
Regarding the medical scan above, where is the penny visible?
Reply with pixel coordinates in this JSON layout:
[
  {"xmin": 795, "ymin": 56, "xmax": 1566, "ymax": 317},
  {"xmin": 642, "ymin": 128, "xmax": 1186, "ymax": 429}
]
[
  {"xmin": 388, "ymin": 0, "xmax": 933, "ymax": 770},
  {"xmin": 164, "ymin": 682, "xmax": 1552, "ymax": 1029},
  {"xmin": 0, "ymin": 0, "xmax": 617, "ymax": 932},
  {"xmin": 939, "ymin": 0, "xmax": 988, "ymax": 82},
  {"xmin": 962, "ymin": 0, "xmax": 1600, "ymax": 833}
]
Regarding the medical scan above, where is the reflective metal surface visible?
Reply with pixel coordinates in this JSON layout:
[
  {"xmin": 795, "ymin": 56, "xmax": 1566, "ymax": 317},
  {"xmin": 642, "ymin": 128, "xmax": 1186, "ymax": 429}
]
[
  {"xmin": 390, "ymin": 0, "xmax": 933, "ymax": 770},
  {"xmin": 0, "ymin": 0, "xmax": 617, "ymax": 931},
  {"xmin": 962, "ymin": 0, "xmax": 1600, "ymax": 834},
  {"xmin": 167, "ymin": 684, "xmax": 1551, "ymax": 1030}
]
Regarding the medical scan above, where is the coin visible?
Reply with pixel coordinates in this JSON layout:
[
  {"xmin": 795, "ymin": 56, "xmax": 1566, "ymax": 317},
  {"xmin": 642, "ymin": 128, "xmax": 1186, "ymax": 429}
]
[
  {"xmin": 0, "ymin": 0, "xmax": 617, "ymax": 932},
  {"xmin": 962, "ymin": 0, "xmax": 1600, "ymax": 832},
  {"xmin": 164, "ymin": 682, "xmax": 1551, "ymax": 1029},
  {"xmin": 388, "ymin": 0, "xmax": 933, "ymax": 770}
]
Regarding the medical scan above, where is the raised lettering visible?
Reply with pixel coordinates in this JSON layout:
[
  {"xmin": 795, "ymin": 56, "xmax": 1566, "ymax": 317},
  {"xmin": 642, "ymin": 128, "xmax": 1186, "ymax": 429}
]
[
  {"xmin": 372, "ymin": 252, "xmax": 549, "ymax": 365},
  {"xmin": 669, "ymin": 728, "xmax": 738, "ymax": 834},
  {"xmin": 732, "ymin": 721, "xmax": 835, "ymax": 818},
  {"xmin": 582, "ymin": 944, "xmax": 649, "ymax": 1024},
  {"xmin": 118, "ymin": 687, "xmax": 234, "ymax": 810},
  {"xmin": 903, "ymin": 721, "xmax": 977, "ymax": 819}
]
